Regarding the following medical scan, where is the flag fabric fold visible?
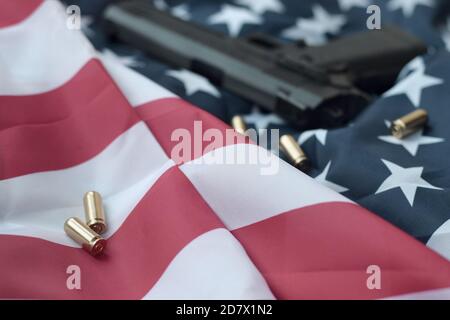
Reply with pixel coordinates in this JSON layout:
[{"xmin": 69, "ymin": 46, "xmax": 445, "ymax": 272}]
[{"xmin": 1, "ymin": 0, "xmax": 450, "ymax": 300}]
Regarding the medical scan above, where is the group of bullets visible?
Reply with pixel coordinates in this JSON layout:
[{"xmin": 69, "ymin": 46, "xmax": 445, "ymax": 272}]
[
  {"xmin": 62, "ymin": 109, "xmax": 427, "ymax": 256},
  {"xmin": 231, "ymin": 108, "xmax": 428, "ymax": 172},
  {"xmin": 64, "ymin": 191, "xmax": 107, "ymax": 256}
]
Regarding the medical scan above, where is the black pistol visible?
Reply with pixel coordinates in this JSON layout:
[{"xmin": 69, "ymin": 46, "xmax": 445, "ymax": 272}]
[{"xmin": 103, "ymin": 0, "xmax": 427, "ymax": 129}]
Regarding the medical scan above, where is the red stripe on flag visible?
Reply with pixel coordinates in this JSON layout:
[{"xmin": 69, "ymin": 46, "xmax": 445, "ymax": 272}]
[
  {"xmin": 232, "ymin": 202, "xmax": 450, "ymax": 299},
  {"xmin": 0, "ymin": 60, "xmax": 125, "ymax": 130},
  {"xmin": 136, "ymin": 98, "xmax": 250, "ymax": 164},
  {"xmin": 0, "ymin": 167, "xmax": 223, "ymax": 299},
  {"xmin": 0, "ymin": 0, "xmax": 42, "ymax": 28},
  {"xmin": 0, "ymin": 60, "xmax": 140, "ymax": 179}
]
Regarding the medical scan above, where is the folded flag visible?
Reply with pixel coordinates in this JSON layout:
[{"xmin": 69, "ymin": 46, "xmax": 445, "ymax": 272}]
[
  {"xmin": 1, "ymin": 0, "xmax": 450, "ymax": 299},
  {"xmin": 69, "ymin": 0, "xmax": 450, "ymax": 262}
]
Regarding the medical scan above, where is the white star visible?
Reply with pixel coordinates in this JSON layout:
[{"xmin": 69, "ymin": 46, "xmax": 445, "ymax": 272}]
[
  {"xmin": 298, "ymin": 129, "xmax": 327, "ymax": 146},
  {"xmin": 387, "ymin": 0, "xmax": 434, "ymax": 17},
  {"xmin": 171, "ymin": 4, "xmax": 191, "ymax": 20},
  {"xmin": 101, "ymin": 49, "xmax": 144, "ymax": 68},
  {"xmin": 153, "ymin": 1, "xmax": 191, "ymax": 20},
  {"xmin": 166, "ymin": 69, "xmax": 220, "ymax": 97},
  {"xmin": 398, "ymin": 57, "xmax": 426, "ymax": 80},
  {"xmin": 281, "ymin": 5, "xmax": 347, "ymax": 45},
  {"xmin": 338, "ymin": 0, "xmax": 371, "ymax": 11},
  {"xmin": 299, "ymin": 6, "xmax": 347, "ymax": 34},
  {"xmin": 235, "ymin": 0, "xmax": 284, "ymax": 14},
  {"xmin": 384, "ymin": 68, "xmax": 443, "ymax": 107},
  {"xmin": 208, "ymin": 5, "xmax": 263, "ymax": 37},
  {"xmin": 243, "ymin": 107, "xmax": 285, "ymax": 130},
  {"xmin": 379, "ymin": 130, "xmax": 444, "ymax": 156},
  {"xmin": 376, "ymin": 159, "xmax": 442, "ymax": 206},
  {"xmin": 315, "ymin": 161, "xmax": 349, "ymax": 193},
  {"xmin": 153, "ymin": 0, "xmax": 168, "ymax": 10}
]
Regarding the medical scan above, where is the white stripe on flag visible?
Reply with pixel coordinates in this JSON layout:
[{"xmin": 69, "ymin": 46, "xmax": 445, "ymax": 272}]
[
  {"xmin": 100, "ymin": 52, "xmax": 176, "ymax": 107},
  {"xmin": 0, "ymin": 0, "xmax": 175, "ymax": 106},
  {"xmin": 180, "ymin": 144, "xmax": 351, "ymax": 230},
  {"xmin": 0, "ymin": 0, "xmax": 95, "ymax": 95},
  {"xmin": 0, "ymin": 122, "xmax": 173, "ymax": 246},
  {"xmin": 143, "ymin": 228, "xmax": 275, "ymax": 300}
]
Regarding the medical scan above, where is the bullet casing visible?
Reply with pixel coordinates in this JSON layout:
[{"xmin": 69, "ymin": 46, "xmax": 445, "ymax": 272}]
[
  {"xmin": 280, "ymin": 135, "xmax": 310, "ymax": 172},
  {"xmin": 64, "ymin": 217, "xmax": 106, "ymax": 256},
  {"xmin": 83, "ymin": 191, "xmax": 107, "ymax": 234},
  {"xmin": 231, "ymin": 115, "xmax": 247, "ymax": 135},
  {"xmin": 391, "ymin": 109, "xmax": 428, "ymax": 139}
]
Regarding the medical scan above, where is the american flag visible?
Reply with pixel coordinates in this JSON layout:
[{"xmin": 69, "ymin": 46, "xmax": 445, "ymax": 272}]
[{"xmin": 1, "ymin": 0, "xmax": 450, "ymax": 299}]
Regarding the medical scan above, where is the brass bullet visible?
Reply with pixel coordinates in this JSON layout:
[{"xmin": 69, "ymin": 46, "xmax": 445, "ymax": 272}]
[
  {"xmin": 83, "ymin": 191, "xmax": 106, "ymax": 234},
  {"xmin": 64, "ymin": 217, "xmax": 106, "ymax": 256},
  {"xmin": 391, "ymin": 109, "xmax": 428, "ymax": 139},
  {"xmin": 280, "ymin": 134, "xmax": 310, "ymax": 172},
  {"xmin": 231, "ymin": 115, "xmax": 247, "ymax": 135}
]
